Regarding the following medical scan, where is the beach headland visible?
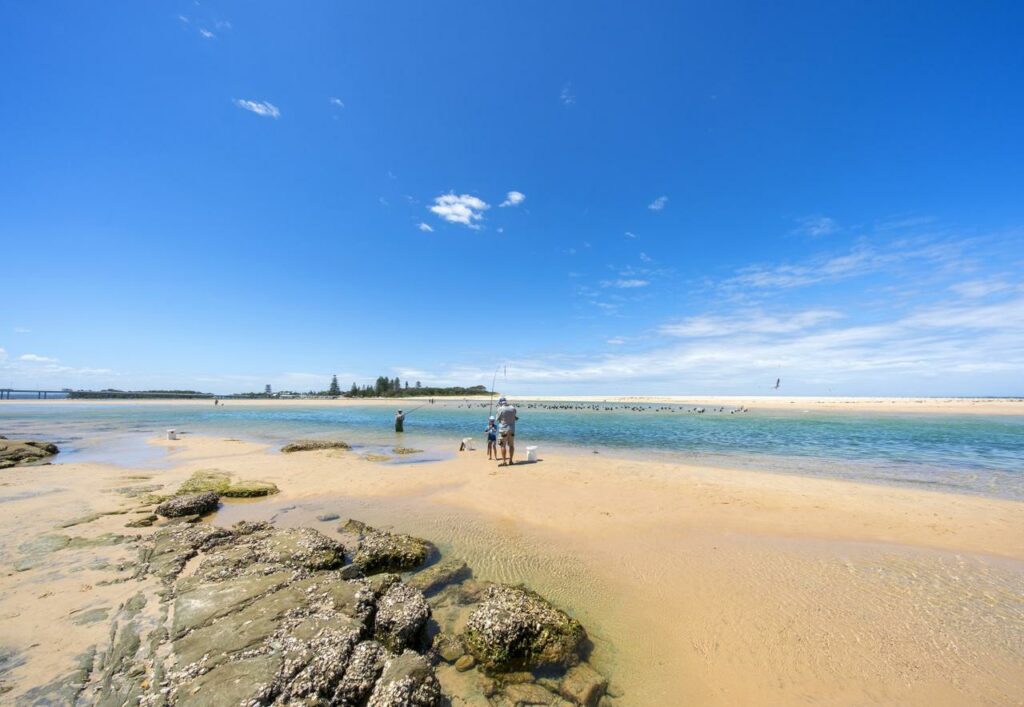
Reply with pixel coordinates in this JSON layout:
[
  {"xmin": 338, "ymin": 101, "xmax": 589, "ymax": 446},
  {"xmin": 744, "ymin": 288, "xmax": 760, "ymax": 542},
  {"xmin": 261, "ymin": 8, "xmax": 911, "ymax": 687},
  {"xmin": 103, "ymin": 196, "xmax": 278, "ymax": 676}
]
[{"xmin": 0, "ymin": 431, "xmax": 1021, "ymax": 705}]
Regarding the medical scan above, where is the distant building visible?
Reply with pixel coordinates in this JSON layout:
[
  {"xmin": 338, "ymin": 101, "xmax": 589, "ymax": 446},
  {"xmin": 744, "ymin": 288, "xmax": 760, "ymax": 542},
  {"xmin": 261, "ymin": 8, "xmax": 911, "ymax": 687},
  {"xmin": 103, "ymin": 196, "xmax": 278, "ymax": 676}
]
[{"xmin": 265, "ymin": 384, "xmax": 272, "ymax": 395}]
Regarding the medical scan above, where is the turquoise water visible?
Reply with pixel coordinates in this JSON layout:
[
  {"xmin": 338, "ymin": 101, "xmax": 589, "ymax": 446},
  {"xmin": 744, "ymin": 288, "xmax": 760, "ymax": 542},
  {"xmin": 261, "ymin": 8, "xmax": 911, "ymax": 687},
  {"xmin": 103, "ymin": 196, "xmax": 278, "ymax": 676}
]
[{"xmin": 2, "ymin": 401, "xmax": 1023, "ymax": 500}]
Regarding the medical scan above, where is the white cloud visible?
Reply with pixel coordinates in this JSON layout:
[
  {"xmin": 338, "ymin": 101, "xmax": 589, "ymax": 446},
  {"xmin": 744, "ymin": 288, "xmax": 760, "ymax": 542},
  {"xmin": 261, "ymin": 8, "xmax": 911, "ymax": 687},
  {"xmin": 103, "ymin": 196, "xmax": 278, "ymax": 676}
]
[
  {"xmin": 625, "ymin": 232, "xmax": 637, "ymax": 239},
  {"xmin": 215, "ymin": 20, "xmax": 232, "ymax": 30},
  {"xmin": 233, "ymin": 99, "xmax": 280, "ymax": 119},
  {"xmin": 329, "ymin": 97, "xmax": 345, "ymax": 108},
  {"xmin": 418, "ymin": 222, "xmax": 434, "ymax": 233},
  {"xmin": 199, "ymin": 28, "xmax": 215, "ymax": 39},
  {"xmin": 13, "ymin": 327, "xmax": 30, "ymax": 333},
  {"xmin": 560, "ymin": 83, "xmax": 575, "ymax": 106},
  {"xmin": 20, "ymin": 353, "xmax": 58, "ymax": 363},
  {"xmin": 658, "ymin": 309, "xmax": 842, "ymax": 338},
  {"xmin": 178, "ymin": 15, "xmax": 190, "ymax": 24},
  {"xmin": 409, "ymin": 296, "xmax": 1024, "ymax": 394},
  {"xmin": 429, "ymin": 193, "xmax": 489, "ymax": 229},
  {"xmin": 722, "ymin": 239, "xmax": 963, "ymax": 291},
  {"xmin": 602, "ymin": 279, "xmax": 649, "ymax": 289},
  {"xmin": 794, "ymin": 216, "xmax": 838, "ymax": 237},
  {"xmin": 500, "ymin": 191, "xmax": 525, "ymax": 207},
  {"xmin": 648, "ymin": 196, "xmax": 668, "ymax": 211},
  {"xmin": 606, "ymin": 337, "xmax": 626, "ymax": 345},
  {"xmin": 639, "ymin": 252, "xmax": 652, "ymax": 263},
  {"xmin": 950, "ymin": 279, "xmax": 1012, "ymax": 298}
]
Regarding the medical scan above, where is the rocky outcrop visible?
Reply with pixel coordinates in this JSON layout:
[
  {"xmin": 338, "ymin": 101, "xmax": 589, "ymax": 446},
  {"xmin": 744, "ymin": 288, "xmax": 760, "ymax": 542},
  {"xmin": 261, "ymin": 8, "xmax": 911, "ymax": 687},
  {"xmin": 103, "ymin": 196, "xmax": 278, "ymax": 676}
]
[
  {"xmin": 176, "ymin": 469, "xmax": 279, "ymax": 498},
  {"xmin": 462, "ymin": 584, "xmax": 587, "ymax": 672},
  {"xmin": 49, "ymin": 518, "xmax": 610, "ymax": 707},
  {"xmin": 0, "ymin": 438, "xmax": 58, "ymax": 469},
  {"xmin": 154, "ymin": 491, "xmax": 220, "ymax": 518},
  {"xmin": 281, "ymin": 439, "xmax": 352, "ymax": 453},
  {"xmin": 339, "ymin": 519, "xmax": 434, "ymax": 574},
  {"xmin": 375, "ymin": 582, "xmax": 431, "ymax": 653}
]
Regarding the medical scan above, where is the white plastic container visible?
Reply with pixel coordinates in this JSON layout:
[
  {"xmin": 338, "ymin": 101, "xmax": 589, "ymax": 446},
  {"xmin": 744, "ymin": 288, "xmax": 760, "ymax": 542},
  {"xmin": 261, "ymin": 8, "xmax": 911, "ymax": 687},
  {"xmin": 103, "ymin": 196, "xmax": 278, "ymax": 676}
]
[
  {"xmin": 525, "ymin": 446, "xmax": 538, "ymax": 462},
  {"xmin": 166, "ymin": 429, "xmax": 177, "ymax": 440}
]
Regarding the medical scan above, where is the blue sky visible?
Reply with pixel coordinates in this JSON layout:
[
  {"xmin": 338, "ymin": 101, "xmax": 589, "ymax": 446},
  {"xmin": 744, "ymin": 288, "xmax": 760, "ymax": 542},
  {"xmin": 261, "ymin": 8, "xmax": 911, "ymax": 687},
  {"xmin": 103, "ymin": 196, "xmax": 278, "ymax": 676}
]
[{"xmin": 1, "ymin": 1, "xmax": 1022, "ymax": 396}]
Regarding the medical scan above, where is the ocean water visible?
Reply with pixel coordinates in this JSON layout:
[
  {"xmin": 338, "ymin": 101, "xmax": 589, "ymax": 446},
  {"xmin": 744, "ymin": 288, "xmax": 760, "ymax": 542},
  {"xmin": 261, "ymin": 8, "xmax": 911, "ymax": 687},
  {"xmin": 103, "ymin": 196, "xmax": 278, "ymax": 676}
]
[{"xmin": 2, "ymin": 401, "xmax": 1023, "ymax": 500}]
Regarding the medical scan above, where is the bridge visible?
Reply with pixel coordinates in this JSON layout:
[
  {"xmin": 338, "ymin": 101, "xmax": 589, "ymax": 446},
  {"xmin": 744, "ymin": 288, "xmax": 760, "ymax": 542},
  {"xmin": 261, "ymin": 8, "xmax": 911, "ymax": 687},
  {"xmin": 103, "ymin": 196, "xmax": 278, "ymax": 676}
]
[{"xmin": 0, "ymin": 389, "xmax": 69, "ymax": 400}]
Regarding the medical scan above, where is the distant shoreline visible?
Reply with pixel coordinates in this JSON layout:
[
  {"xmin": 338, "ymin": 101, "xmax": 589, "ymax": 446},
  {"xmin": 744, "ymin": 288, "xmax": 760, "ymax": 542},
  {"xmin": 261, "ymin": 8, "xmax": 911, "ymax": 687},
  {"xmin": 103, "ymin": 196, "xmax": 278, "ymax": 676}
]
[{"xmin": 4, "ymin": 395, "xmax": 1023, "ymax": 415}]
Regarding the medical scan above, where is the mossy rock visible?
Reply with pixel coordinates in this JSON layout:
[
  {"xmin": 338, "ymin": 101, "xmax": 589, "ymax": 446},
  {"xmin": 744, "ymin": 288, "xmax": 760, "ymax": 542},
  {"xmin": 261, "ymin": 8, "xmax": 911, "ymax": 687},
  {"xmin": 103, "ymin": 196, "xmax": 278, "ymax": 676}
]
[
  {"xmin": 221, "ymin": 481, "xmax": 279, "ymax": 498},
  {"xmin": 364, "ymin": 454, "xmax": 391, "ymax": 463},
  {"xmin": 177, "ymin": 470, "xmax": 232, "ymax": 495},
  {"xmin": 280, "ymin": 440, "xmax": 351, "ymax": 453},
  {"xmin": 392, "ymin": 447, "xmax": 424, "ymax": 455},
  {"xmin": 175, "ymin": 471, "xmax": 278, "ymax": 498}
]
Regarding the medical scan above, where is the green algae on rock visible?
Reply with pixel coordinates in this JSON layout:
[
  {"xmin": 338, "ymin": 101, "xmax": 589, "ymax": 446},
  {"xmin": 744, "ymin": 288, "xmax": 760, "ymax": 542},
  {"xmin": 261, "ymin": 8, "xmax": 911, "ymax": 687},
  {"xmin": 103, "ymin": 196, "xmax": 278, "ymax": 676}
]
[
  {"xmin": 280, "ymin": 439, "xmax": 352, "ymax": 453},
  {"xmin": 0, "ymin": 438, "xmax": 59, "ymax": 469},
  {"xmin": 176, "ymin": 470, "xmax": 280, "ymax": 498},
  {"xmin": 338, "ymin": 519, "xmax": 433, "ymax": 574}
]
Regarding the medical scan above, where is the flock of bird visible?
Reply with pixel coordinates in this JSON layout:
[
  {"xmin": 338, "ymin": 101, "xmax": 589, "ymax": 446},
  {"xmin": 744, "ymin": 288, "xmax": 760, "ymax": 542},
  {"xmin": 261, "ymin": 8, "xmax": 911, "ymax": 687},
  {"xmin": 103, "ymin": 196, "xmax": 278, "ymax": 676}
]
[{"xmin": 446, "ymin": 401, "xmax": 751, "ymax": 415}]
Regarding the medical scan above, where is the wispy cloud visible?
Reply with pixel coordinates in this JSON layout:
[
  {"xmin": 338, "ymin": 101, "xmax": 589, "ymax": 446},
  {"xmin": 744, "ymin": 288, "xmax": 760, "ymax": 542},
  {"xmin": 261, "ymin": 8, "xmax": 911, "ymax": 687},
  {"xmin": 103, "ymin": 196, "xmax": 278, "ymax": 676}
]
[
  {"xmin": 13, "ymin": 327, "xmax": 30, "ymax": 334},
  {"xmin": 639, "ymin": 252, "xmax": 652, "ymax": 263},
  {"xmin": 408, "ymin": 295, "xmax": 1024, "ymax": 394},
  {"xmin": 793, "ymin": 215, "xmax": 838, "ymax": 237},
  {"xmin": 606, "ymin": 337, "xmax": 626, "ymax": 345},
  {"xmin": 429, "ymin": 193, "xmax": 489, "ymax": 229},
  {"xmin": 199, "ymin": 28, "xmax": 215, "ymax": 39},
  {"xmin": 602, "ymin": 278, "xmax": 650, "ymax": 289},
  {"xmin": 723, "ymin": 239, "xmax": 964, "ymax": 291},
  {"xmin": 233, "ymin": 99, "xmax": 280, "ymax": 119},
  {"xmin": 19, "ymin": 353, "xmax": 58, "ymax": 362},
  {"xmin": 417, "ymin": 222, "xmax": 434, "ymax": 233},
  {"xmin": 950, "ymin": 279, "xmax": 1013, "ymax": 299},
  {"xmin": 500, "ymin": 191, "xmax": 525, "ymax": 208},
  {"xmin": 560, "ymin": 83, "xmax": 575, "ymax": 106},
  {"xmin": 658, "ymin": 309, "xmax": 842, "ymax": 338},
  {"xmin": 329, "ymin": 97, "xmax": 345, "ymax": 109},
  {"xmin": 648, "ymin": 196, "xmax": 668, "ymax": 211},
  {"xmin": 625, "ymin": 231, "xmax": 637, "ymax": 239}
]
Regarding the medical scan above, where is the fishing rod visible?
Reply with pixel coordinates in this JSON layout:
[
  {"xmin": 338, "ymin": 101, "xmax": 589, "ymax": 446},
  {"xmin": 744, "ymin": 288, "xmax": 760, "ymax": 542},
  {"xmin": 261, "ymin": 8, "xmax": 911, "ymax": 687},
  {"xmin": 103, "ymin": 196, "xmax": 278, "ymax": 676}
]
[{"xmin": 488, "ymin": 363, "xmax": 507, "ymax": 417}]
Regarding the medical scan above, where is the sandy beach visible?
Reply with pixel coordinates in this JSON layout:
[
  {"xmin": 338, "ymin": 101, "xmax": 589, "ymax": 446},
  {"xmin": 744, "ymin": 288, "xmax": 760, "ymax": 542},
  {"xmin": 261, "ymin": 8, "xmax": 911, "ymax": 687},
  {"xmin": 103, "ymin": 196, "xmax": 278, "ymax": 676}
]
[
  {"xmin": 1, "ymin": 433, "xmax": 1021, "ymax": 705},
  {"xmin": 10, "ymin": 395, "xmax": 1024, "ymax": 415}
]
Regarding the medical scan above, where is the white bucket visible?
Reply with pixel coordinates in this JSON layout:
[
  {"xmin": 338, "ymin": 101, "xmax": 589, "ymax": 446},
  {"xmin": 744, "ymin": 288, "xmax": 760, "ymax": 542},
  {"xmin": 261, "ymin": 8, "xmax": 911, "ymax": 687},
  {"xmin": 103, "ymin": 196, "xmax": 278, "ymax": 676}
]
[
  {"xmin": 525, "ymin": 446, "xmax": 538, "ymax": 462},
  {"xmin": 166, "ymin": 429, "xmax": 177, "ymax": 441}
]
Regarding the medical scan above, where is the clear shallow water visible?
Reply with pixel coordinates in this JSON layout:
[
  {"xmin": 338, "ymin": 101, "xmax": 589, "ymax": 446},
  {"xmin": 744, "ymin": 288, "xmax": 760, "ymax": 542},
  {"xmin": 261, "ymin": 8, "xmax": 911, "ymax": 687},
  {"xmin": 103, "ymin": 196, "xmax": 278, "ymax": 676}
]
[{"xmin": 2, "ymin": 401, "xmax": 1023, "ymax": 500}]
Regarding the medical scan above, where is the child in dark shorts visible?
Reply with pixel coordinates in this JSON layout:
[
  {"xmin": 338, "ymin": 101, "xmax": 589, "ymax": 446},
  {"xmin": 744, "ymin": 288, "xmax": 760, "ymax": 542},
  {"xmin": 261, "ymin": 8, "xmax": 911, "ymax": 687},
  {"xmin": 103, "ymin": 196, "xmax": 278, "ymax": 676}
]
[{"xmin": 485, "ymin": 416, "xmax": 498, "ymax": 460}]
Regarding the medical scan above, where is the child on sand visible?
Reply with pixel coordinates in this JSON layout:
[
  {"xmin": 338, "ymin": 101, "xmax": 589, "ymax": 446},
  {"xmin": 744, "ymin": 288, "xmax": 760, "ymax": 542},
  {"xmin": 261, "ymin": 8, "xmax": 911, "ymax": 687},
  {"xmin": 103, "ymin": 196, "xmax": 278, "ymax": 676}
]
[{"xmin": 485, "ymin": 416, "xmax": 498, "ymax": 460}]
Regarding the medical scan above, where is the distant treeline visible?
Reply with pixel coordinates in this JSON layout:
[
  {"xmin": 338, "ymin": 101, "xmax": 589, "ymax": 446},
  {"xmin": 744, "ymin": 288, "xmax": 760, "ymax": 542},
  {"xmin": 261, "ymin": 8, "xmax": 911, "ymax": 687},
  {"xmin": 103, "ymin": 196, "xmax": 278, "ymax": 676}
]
[
  {"xmin": 69, "ymin": 389, "xmax": 213, "ymax": 399},
  {"xmin": 343, "ymin": 376, "xmax": 489, "ymax": 398}
]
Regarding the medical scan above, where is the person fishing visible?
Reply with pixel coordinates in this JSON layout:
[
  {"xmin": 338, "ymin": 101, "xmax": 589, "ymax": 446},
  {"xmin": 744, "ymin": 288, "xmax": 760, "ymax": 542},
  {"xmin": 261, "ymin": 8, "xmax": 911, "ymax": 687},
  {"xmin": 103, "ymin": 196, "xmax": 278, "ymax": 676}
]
[
  {"xmin": 395, "ymin": 409, "xmax": 406, "ymax": 433},
  {"xmin": 494, "ymin": 396, "xmax": 519, "ymax": 466}
]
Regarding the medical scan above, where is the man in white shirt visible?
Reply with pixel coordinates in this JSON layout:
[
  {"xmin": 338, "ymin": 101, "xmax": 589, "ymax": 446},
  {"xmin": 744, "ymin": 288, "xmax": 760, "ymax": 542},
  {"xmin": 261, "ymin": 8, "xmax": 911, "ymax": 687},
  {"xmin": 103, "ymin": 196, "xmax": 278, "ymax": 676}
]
[{"xmin": 494, "ymin": 396, "xmax": 519, "ymax": 466}]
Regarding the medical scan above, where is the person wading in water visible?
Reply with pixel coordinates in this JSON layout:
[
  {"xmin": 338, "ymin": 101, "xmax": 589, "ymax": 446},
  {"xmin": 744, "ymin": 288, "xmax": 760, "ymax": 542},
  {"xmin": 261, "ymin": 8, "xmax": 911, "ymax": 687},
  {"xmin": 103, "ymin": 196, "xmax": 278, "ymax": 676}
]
[{"xmin": 394, "ymin": 410, "xmax": 406, "ymax": 433}]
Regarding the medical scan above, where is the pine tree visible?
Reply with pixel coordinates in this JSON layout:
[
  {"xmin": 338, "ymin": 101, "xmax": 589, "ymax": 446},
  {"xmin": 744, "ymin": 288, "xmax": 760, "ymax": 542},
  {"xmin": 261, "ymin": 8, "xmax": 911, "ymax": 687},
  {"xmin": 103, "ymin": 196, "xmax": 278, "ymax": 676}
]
[{"xmin": 328, "ymin": 375, "xmax": 341, "ymax": 396}]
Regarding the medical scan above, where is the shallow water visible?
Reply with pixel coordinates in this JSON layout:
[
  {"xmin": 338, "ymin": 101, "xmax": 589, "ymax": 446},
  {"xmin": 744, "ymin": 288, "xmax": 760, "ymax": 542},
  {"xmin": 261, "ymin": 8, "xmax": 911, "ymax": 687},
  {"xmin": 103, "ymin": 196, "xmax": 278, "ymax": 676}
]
[
  {"xmin": 211, "ymin": 492, "xmax": 1024, "ymax": 705},
  {"xmin": 3, "ymin": 401, "xmax": 1023, "ymax": 499}
]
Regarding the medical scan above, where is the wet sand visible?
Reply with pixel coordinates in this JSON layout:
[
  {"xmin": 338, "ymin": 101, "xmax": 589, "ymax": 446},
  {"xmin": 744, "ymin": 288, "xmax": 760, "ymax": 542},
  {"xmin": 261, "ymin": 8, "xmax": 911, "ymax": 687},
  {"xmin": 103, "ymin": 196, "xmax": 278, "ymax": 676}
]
[{"xmin": 1, "ymin": 435, "xmax": 1022, "ymax": 704}]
